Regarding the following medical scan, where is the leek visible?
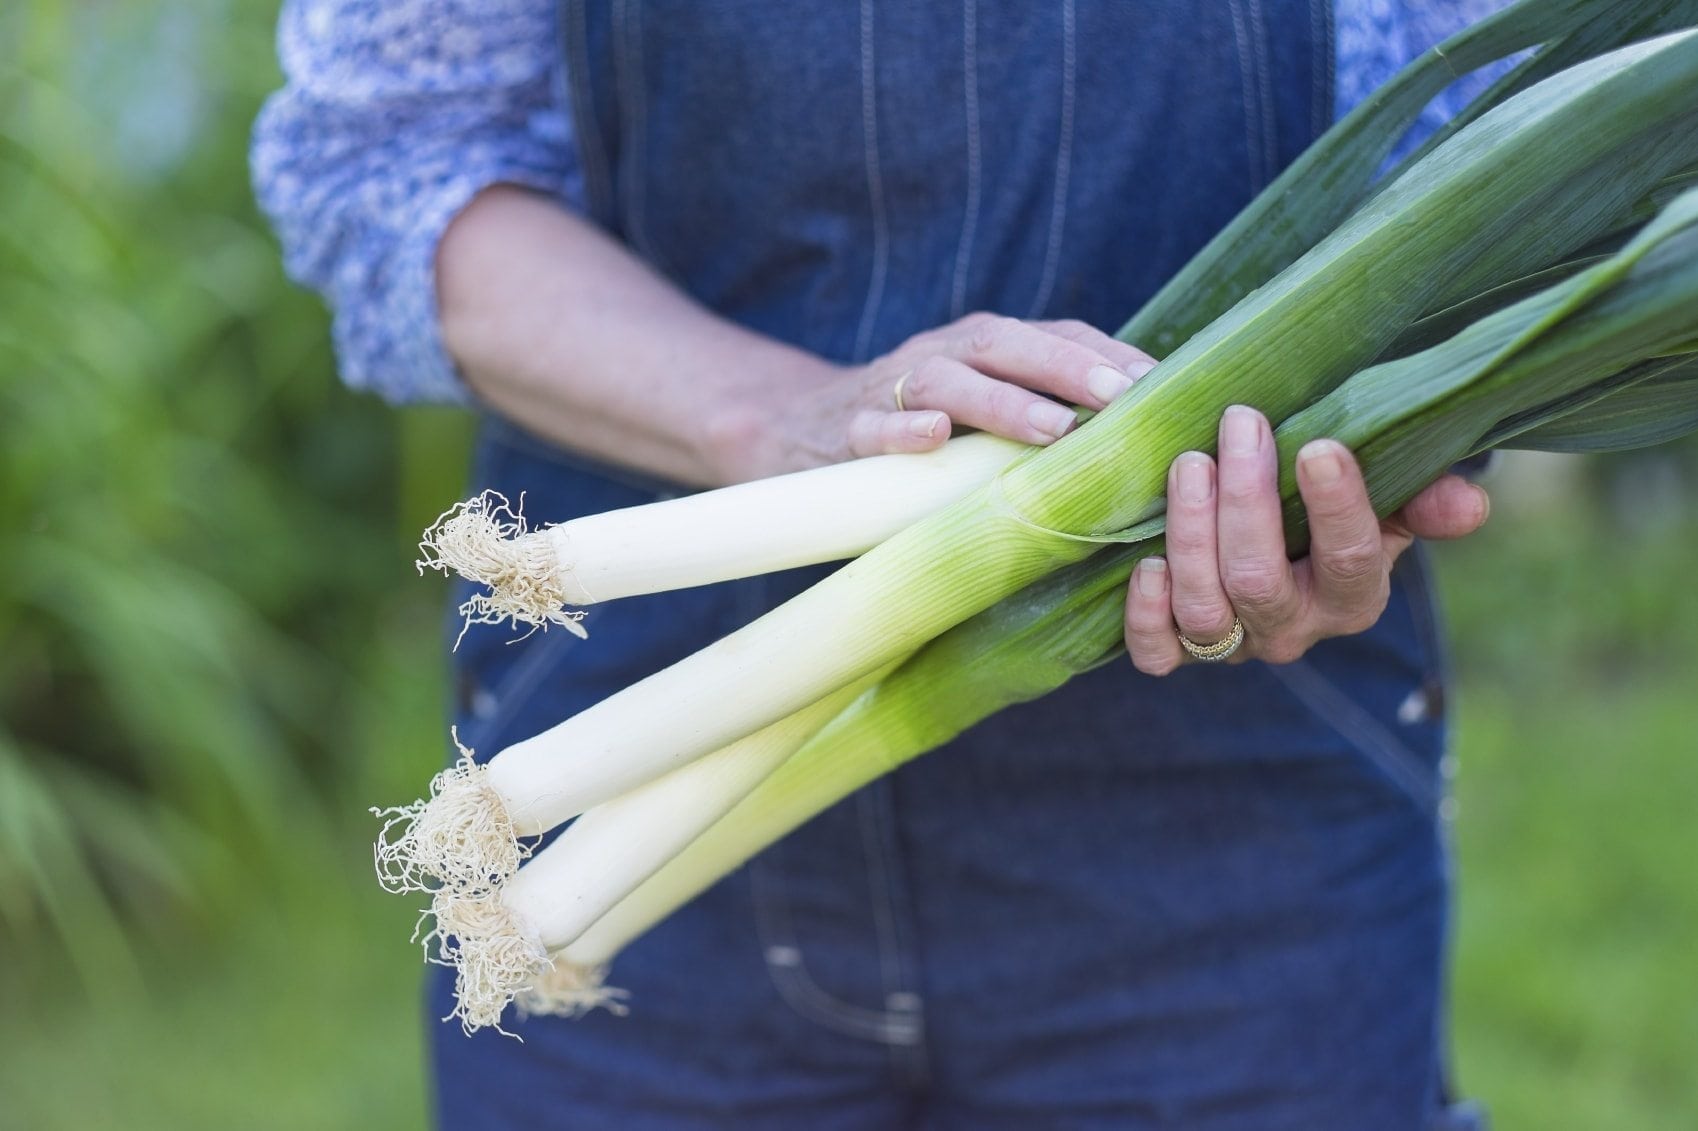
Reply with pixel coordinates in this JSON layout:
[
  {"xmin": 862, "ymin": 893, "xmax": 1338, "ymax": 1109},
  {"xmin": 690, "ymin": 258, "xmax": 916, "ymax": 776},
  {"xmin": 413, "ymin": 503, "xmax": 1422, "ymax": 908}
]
[
  {"xmin": 416, "ymin": 431, "xmax": 1028, "ymax": 635},
  {"xmin": 514, "ymin": 188, "xmax": 1698, "ymax": 1024}
]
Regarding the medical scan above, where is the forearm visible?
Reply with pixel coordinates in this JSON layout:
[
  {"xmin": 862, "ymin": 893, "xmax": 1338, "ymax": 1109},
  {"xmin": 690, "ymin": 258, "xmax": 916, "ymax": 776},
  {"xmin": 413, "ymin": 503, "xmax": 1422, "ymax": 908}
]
[{"xmin": 438, "ymin": 185, "xmax": 828, "ymax": 486}]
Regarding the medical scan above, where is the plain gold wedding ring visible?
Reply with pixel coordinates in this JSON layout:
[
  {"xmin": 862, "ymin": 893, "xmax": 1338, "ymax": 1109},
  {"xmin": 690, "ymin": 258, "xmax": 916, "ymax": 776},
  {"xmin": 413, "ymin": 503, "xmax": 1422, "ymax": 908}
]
[{"xmin": 893, "ymin": 369, "xmax": 914, "ymax": 413}]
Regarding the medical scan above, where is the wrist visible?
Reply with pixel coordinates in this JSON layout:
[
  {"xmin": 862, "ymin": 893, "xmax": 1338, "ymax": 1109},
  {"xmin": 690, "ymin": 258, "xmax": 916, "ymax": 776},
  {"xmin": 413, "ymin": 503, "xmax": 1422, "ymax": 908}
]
[{"xmin": 698, "ymin": 352, "xmax": 842, "ymax": 484}]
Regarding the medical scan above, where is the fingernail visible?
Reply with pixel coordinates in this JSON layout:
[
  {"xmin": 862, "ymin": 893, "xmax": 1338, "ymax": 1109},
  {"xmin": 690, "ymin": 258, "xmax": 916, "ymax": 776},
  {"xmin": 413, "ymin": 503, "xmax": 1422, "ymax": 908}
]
[
  {"xmin": 1175, "ymin": 453, "xmax": 1213, "ymax": 505},
  {"xmin": 1474, "ymin": 485, "xmax": 1491, "ymax": 525},
  {"xmin": 1222, "ymin": 405, "xmax": 1262, "ymax": 456},
  {"xmin": 1136, "ymin": 557, "xmax": 1167, "ymax": 597},
  {"xmin": 1126, "ymin": 356, "xmax": 1158, "ymax": 381},
  {"xmin": 1028, "ymin": 401, "xmax": 1077, "ymax": 440},
  {"xmin": 1299, "ymin": 439, "xmax": 1345, "ymax": 486},
  {"xmin": 1086, "ymin": 364, "xmax": 1135, "ymax": 407},
  {"xmin": 908, "ymin": 412, "xmax": 943, "ymax": 439}
]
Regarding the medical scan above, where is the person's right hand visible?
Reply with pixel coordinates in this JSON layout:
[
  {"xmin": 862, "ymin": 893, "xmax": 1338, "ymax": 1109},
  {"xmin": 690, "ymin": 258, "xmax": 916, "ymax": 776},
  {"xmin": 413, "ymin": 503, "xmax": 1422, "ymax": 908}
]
[{"xmin": 727, "ymin": 313, "xmax": 1158, "ymax": 480}]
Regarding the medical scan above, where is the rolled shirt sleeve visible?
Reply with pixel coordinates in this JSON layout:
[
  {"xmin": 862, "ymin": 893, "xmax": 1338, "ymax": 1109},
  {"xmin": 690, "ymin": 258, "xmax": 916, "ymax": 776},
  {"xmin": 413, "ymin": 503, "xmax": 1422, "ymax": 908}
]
[{"xmin": 251, "ymin": 0, "xmax": 581, "ymax": 404}]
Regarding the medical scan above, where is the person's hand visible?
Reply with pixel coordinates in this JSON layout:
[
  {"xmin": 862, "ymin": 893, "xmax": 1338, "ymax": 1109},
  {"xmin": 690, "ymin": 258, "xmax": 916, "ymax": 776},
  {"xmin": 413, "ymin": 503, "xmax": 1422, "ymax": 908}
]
[
  {"xmin": 1124, "ymin": 405, "xmax": 1490, "ymax": 674},
  {"xmin": 733, "ymin": 313, "xmax": 1157, "ymax": 478}
]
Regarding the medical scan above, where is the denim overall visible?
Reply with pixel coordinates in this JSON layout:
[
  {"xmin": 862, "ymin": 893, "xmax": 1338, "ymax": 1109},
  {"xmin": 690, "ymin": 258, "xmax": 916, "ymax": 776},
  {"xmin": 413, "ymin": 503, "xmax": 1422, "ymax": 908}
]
[{"xmin": 433, "ymin": 3, "xmax": 1481, "ymax": 1127}]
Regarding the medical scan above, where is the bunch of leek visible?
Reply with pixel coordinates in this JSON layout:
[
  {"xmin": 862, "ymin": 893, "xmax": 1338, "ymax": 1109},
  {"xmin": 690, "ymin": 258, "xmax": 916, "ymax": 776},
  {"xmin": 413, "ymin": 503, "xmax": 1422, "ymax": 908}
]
[
  {"xmin": 376, "ymin": 0, "xmax": 1698, "ymax": 1033},
  {"xmin": 508, "ymin": 191, "xmax": 1698, "ymax": 1031}
]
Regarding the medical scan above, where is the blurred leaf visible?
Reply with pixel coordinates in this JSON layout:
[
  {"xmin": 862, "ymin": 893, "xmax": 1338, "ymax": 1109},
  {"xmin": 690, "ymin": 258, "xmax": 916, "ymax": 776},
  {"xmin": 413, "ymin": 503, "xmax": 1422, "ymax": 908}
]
[
  {"xmin": 0, "ymin": 735, "xmax": 144, "ymax": 1002},
  {"xmin": 0, "ymin": 0, "xmax": 464, "ymax": 1000}
]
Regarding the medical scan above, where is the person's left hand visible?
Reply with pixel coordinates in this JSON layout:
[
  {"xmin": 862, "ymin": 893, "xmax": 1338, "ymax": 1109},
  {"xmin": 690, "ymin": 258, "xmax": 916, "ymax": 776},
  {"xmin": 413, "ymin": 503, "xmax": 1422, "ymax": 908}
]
[{"xmin": 1124, "ymin": 405, "xmax": 1490, "ymax": 674}]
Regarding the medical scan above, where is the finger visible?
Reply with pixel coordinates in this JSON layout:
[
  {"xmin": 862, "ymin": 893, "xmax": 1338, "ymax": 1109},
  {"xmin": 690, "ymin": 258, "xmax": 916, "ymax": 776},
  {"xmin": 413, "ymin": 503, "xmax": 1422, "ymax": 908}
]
[
  {"xmin": 1164, "ymin": 452, "xmax": 1239, "ymax": 644},
  {"xmin": 1125, "ymin": 557, "xmax": 1186, "ymax": 676},
  {"xmin": 1395, "ymin": 475, "xmax": 1490, "ymax": 543},
  {"xmin": 1033, "ymin": 320, "xmax": 1159, "ymax": 384},
  {"xmin": 899, "ymin": 355, "xmax": 1079, "ymax": 444},
  {"xmin": 1296, "ymin": 439, "xmax": 1389, "ymax": 631},
  {"xmin": 947, "ymin": 313, "xmax": 1138, "ymax": 410},
  {"xmin": 846, "ymin": 409, "xmax": 953, "ymax": 459},
  {"xmin": 1215, "ymin": 406, "xmax": 1301, "ymax": 642}
]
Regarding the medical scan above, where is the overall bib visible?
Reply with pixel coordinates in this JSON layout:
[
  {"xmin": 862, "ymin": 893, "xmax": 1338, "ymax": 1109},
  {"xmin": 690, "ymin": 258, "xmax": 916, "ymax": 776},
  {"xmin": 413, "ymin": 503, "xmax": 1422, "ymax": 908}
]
[{"xmin": 434, "ymin": 3, "xmax": 1479, "ymax": 1127}]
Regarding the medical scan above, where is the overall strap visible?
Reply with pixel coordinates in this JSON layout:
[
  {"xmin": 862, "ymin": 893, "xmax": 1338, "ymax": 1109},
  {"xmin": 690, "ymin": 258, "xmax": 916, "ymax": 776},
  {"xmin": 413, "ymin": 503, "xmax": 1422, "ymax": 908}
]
[{"xmin": 558, "ymin": 1, "xmax": 1330, "ymax": 361}]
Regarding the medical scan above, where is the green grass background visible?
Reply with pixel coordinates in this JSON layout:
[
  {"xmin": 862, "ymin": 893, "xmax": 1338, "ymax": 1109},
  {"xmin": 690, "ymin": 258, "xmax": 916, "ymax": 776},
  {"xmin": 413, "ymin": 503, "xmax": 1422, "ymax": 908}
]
[{"xmin": 2, "ymin": 3, "xmax": 1694, "ymax": 1127}]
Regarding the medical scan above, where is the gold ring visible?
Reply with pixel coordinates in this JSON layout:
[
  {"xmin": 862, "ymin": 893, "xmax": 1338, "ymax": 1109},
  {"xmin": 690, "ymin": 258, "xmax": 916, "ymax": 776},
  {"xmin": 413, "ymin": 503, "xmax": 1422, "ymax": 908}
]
[
  {"xmin": 1177, "ymin": 617, "xmax": 1244, "ymax": 663},
  {"xmin": 893, "ymin": 369, "xmax": 914, "ymax": 413}
]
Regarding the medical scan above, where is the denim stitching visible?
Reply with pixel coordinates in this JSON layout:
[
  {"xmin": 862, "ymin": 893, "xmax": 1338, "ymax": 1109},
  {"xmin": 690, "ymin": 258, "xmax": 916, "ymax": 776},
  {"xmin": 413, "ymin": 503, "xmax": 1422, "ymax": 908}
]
[
  {"xmin": 1027, "ymin": 0, "xmax": 1075, "ymax": 318},
  {"xmin": 852, "ymin": 0, "xmax": 891, "ymax": 363},
  {"xmin": 1267, "ymin": 659, "xmax": 1442, "ymax": 818},
  {"xmin": 857, "ymin": 782, "xmax": 932, "ymax": 1084},
  {"xmin": 1226, "ymin": 0, "xmax": 1266, "ymax": 194},
  {"xmin": 1246, "ymin": 0, "xmax": 1279, "ymax": 182},
  {"xmin": 1310, "ymin": 0, "xmax": 1334, "ymax": 140},
  {"xmin": 613, "ymin": 0, "xmax": 669, "ymax": 272},
  {"xmin": 1399, "ymin": 547, "xmax": 1453, "ymax": 700},
  {"xmin": 546, "ymin": 3, "xmax": 577, "ymax": 200},
  {"xmin": 749, "ymin": 854, "xmax": 924, "ymax": 1045},
  {"xmin": 949, "ymin": 0, "xmax": 981, "ymax": 321},
  {"xmin": 857, "ymin": 787, "xmax": 909, "ymax": 997},
  {"xmin": 1398, "ymin": 548, "xmax": 1462, "ymax": 849},
  {"xmin": 562, "ymin": 0, "xmax": 615, "ymax": 225}
]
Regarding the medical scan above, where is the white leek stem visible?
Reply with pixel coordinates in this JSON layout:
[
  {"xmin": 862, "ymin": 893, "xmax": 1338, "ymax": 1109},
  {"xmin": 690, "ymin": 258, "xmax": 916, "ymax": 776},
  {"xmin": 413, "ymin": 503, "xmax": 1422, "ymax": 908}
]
[
  {"xmin": 548, "ymin": 433, "xmax": 1025, "ymax": 604},
  {"xmin": 420, "ymin": 433, "xmax": 1027, "ymax": 627},
  {"xmin": 500, "ymin": 670, "xmax": 885, "ymax": 951}
]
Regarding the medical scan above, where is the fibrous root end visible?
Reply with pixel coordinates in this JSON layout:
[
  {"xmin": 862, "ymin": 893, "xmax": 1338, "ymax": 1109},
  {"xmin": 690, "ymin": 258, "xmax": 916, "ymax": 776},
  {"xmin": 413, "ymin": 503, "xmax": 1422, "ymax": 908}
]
[
  {"xmin": 372, "ymin": 728, "xmax": 528, "ymax": 897},
  {"xmin": 418, "ymin": 491, "xmax": 588, "ymax": 640},
  {"xmin": 421, "ymin": 890, "xmax": 552, "ymax": 1038},
  {"xmin": 516, "ymin": 958, "xmax": 630, "ymax": 1021}
]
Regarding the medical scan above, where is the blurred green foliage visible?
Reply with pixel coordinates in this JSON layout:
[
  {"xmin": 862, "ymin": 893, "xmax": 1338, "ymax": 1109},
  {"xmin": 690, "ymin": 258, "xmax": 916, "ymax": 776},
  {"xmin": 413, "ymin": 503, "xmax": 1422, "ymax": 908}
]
[
  {"xmin": 1433, "ymin": 470, "xmax": 1698, "ymax": 1130},
  {"xmin": 0, "ymin": 2, "xmax": 1694, "ymax": 1129},
  {"xmin": 0, "ymin": 0, "xmax": 465, "ymax": 1038}
]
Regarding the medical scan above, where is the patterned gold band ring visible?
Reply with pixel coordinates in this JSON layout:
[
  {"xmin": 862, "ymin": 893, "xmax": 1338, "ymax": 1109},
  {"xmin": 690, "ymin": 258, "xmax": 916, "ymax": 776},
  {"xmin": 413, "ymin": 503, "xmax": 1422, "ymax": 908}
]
[{"xmin": 1177, "ymin": 617, "xmax": 1245, "ymax": 662}]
